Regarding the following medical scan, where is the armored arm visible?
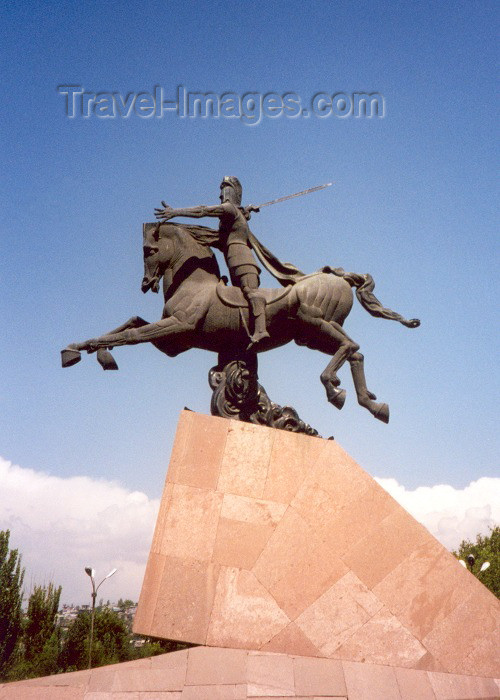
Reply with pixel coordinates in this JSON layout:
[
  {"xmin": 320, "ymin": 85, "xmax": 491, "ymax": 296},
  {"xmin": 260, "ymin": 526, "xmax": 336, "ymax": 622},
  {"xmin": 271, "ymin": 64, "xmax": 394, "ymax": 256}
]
[{"xmin": 154, "ymin": 202, "xmax": 228, "ymax": 221}]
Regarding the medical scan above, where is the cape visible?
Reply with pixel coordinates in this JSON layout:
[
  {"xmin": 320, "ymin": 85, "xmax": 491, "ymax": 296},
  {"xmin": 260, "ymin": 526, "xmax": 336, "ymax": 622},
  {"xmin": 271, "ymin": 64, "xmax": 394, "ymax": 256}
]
[{"xmin": 180, "ymin": 223, "xmax": 305, "ymax": 287}]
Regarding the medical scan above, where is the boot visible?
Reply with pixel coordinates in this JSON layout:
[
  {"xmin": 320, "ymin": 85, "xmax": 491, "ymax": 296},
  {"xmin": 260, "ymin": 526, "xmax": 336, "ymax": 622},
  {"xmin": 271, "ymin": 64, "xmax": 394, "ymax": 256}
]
[{"xmin": 247, "ymin": 292, "xmax": 270, "ymax": 349}]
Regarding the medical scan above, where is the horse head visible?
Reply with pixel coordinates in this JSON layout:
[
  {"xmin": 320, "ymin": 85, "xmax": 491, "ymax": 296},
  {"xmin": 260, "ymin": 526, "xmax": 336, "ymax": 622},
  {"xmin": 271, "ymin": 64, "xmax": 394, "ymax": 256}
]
[
  {"xmin": 141, "ymin": 223, "xmax": 163, "ymax": 293},
  {"xmin": 141, "ymin": 222, "xmax": 221, "ymax": 296}
]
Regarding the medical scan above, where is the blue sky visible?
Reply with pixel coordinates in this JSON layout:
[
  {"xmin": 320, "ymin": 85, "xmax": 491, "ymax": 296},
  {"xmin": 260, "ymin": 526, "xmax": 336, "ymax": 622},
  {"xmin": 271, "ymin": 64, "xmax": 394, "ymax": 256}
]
[{"xmin": 1, "ymin": 1, "xmax": 498, "ymax": 601}]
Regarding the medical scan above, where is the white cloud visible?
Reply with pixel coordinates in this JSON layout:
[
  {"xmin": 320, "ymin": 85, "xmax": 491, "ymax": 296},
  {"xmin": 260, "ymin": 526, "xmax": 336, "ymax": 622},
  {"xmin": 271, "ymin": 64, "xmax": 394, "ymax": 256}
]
[
  {"xmin": 0, "ymin": 457, "xmax": 159, "ymax": 605},
  {"xmin": 0, "ymin": 456, "xmax": 498, "ymax": 605},
  {"xmin": 375, "ymin": 476, "xmax": 500, "ymax": 550}
]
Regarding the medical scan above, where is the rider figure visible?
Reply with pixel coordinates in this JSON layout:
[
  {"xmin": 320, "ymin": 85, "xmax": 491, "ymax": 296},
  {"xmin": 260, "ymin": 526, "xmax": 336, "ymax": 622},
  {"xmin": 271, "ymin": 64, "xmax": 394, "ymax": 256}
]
[{"xmin": 155, "ymin": 176, "xmax": 270, "ymax": 348}]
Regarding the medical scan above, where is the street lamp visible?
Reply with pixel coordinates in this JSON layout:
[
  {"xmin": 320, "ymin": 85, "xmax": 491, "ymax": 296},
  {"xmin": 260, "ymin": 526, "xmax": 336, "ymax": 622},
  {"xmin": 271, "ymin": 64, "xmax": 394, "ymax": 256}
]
[
  {"xmin": 458, "ymin": 554, "xmax": 490, "ymax": 575},
  {"xmin": 84, "ymin": 566, "xmax": 117, "ymax": 669}
]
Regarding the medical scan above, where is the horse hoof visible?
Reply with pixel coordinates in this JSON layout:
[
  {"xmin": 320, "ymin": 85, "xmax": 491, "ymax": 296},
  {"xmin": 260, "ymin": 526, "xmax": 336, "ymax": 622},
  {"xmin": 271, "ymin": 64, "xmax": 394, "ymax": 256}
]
[
  {"xmin": 61, "ymin": 348, "xmax": 81, "ymax": 367},
  {"xmin": 97, "ymin": 348, "xmax": 119, "ymax": 370},
  {"xmin": 374, "ymin": 403, "xmax": 389, "ymax": 423},
  {"xmin": 330, "ymin": 388, "xmax": 346, "ymax": 410}
]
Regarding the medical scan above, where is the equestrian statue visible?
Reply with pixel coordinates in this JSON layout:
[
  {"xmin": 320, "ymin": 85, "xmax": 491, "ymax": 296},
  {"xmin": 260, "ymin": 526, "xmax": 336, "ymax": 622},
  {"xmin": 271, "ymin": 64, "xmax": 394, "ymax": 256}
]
[{"xmin": 61, "ymin": 177, "xmax": 420, "ymax": 434}]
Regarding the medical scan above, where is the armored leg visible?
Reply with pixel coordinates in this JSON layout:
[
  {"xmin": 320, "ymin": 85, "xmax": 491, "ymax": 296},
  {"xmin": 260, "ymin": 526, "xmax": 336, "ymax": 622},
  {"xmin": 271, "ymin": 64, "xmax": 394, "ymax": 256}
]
[
  {"xmin": 247, "ymin": 291, "xmax": 269, "ymax": 346},
  {"xmin": 239, "ymin": 272, "xmax": 270, "ymax": 347}
]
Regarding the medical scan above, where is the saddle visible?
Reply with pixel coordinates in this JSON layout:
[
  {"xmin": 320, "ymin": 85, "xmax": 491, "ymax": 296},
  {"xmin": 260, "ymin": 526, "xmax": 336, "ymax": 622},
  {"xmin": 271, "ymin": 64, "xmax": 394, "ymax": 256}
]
[{"xmin": 215, "ymin": 281, "xmax": 292, "ymax": 308}]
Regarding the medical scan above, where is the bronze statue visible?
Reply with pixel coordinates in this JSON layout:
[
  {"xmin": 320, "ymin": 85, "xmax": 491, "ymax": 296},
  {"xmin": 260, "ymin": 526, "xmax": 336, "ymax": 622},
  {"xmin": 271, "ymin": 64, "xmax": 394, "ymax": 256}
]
[{"xmin": 61, "ymin": 180, "xmax": 420, "ymax": 427}]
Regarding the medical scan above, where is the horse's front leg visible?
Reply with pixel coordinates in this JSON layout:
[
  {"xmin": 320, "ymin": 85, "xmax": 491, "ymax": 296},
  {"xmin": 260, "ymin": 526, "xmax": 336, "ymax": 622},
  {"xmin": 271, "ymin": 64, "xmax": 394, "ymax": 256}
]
[
  {"xmin": 61, "ymin": 316, "xmax": 150, "ymax": 369},
  {"xmin": 93, "ymin": 316, "xmax": 151, "ymax": 368},
  {"xmin": 61, "ymin": 315, "xmax": 194, "ymax": 369},
  {"xmin": 100, "ymin": 315, "xmax": 150, "ymax": 336}
]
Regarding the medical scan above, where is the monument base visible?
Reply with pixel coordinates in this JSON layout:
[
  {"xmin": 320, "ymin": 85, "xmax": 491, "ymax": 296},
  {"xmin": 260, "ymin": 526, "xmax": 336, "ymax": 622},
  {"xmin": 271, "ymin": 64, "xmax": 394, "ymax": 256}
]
[
  {"xmin": 4, "ymin": 412, "xmax": 498, "ymax": 699},
  {"xmin": 134, "ymin": 411, "xmax": 500, "ymax": 678},
  {"xmin": 2, "ymin": 646, "xmax": 499, "ymax": 699}
]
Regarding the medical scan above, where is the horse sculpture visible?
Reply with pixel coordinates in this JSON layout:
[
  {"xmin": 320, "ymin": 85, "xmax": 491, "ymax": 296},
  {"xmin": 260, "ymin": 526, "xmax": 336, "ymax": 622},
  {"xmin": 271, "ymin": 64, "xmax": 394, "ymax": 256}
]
[{"xmin": 61, "ymin": 222, "xmax": 420, "ymax": 424}]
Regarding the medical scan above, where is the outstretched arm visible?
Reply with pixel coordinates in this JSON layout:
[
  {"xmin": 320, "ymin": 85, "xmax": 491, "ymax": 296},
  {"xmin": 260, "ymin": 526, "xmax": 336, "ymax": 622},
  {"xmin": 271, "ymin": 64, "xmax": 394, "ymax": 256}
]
[{"xmin": 154, "ymin": 201, "xmax": 228, "ymax": 221}]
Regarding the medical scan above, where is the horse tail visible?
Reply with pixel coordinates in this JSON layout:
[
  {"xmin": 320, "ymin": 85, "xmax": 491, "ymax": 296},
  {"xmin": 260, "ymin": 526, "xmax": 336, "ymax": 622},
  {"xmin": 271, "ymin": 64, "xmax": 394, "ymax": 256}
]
[{"xmin": 322, "ymin": 266, "xmax": 420, "ymax": 328}]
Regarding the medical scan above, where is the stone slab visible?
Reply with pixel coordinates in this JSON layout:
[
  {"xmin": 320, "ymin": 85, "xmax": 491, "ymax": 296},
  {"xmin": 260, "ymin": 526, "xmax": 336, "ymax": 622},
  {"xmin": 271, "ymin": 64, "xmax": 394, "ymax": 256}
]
[
  {"xmin": 133, "ymin": 411, "xmax": 500, "ymax": 677},
  {"xmin": 2, "ymin": 647, "xmax": 499, "ymax": 699}
]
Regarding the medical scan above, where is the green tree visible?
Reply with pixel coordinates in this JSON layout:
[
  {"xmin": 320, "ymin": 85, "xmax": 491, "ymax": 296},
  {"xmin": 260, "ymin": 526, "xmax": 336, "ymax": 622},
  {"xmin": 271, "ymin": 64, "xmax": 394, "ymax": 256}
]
[
  {"xmin": 59, "ymin": 608, "xmax": 130, "ymax": 671},
  {"xmin": 453, "ymin": 526, "xmax": 500, "ymax": 598},
  {"xmin": 24, "ymin": 583, "xmax": 62, "ymax": 663},
  {"xmin": 0, "ymin": 530, "xmax": 25, "ymax": 678},
  {"xmin": 5, "ymin": 582, "xmax": 63, "ymax": 682},
  {"xmin": 21, "ymin": 582, "xmax": 62, "ymax": 677},
  {"xmin": 129, "ymin": 637, "xmax": 191, "ymax": 659},
  {"xmin": 32, "ymin": 628, "xmax": 61, "ymax": 677}
]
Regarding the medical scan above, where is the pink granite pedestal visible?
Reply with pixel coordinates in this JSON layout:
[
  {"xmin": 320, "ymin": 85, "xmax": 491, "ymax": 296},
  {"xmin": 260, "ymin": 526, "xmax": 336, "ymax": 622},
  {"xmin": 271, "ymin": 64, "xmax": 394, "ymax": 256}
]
[
  {"xmin": 133, "ymin": 411, "xmax": 500, "ymax": 678},
  {"xmin": 3, "ymin": 411, "xmax": 499, "ymax": 699},
  {"xmin": 2, "ymin": 646, "xmax": 499, "ymax": 699}
]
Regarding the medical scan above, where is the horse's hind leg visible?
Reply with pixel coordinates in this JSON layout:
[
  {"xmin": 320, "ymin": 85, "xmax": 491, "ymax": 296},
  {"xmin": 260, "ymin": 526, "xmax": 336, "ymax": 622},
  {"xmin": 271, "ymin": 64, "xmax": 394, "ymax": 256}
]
[
  {"xmin": 319, "ymin": 328, "xmax": 358, "ymax": 409},
  {"xmin": 296, "ymin": 311, "xmax": 358, "ymax": 410},
  {"xmin": 349, "ymin": 352, "xmax": 389, "ymax": 423}
]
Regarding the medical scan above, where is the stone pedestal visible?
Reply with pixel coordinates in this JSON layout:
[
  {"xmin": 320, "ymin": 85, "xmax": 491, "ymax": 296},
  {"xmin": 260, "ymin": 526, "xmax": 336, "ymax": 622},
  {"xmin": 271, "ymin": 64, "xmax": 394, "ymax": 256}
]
[
  {"xmin": 3, "ymin": 411, "xmax": 499, "ymax": 698},
  {"xmin": 3, "ymin": 646, "xmax": 499, "ymax": 699},
  {"xmin": 134, "ymin": 411, "xmax": 500, "ymax": 678}
]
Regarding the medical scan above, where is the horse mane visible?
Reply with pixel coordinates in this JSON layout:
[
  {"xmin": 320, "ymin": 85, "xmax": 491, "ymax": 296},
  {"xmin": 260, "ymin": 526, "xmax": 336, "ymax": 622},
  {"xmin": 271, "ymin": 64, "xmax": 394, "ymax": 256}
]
[
  {"xmin": 157, "ymin": 221, "xmax": 220, "ymax": 247},
  {"xmin": 157, "ymin": 222, "xmax": 221, "ymax": 283}
]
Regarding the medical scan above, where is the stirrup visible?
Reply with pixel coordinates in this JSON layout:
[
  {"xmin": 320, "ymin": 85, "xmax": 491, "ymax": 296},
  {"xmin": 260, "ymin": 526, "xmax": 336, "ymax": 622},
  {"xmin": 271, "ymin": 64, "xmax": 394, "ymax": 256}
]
[{"xmin": 246, "ymin": 329, "xmax": 270, "ymax": 351}]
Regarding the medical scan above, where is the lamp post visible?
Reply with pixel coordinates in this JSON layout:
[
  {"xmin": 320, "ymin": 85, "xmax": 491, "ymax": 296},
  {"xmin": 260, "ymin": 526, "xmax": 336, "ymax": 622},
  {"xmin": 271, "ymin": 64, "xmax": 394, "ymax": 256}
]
[{"xmin": 84, "ymin": 566, "xmax": 117, "ymax": 669}]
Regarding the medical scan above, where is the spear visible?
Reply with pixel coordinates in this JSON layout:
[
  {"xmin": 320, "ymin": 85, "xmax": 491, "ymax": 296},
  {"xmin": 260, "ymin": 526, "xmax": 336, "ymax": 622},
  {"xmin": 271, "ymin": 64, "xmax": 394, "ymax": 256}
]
[{"xmin": 252, "ymin": 182, "xmax": 333, "ymax": 209}]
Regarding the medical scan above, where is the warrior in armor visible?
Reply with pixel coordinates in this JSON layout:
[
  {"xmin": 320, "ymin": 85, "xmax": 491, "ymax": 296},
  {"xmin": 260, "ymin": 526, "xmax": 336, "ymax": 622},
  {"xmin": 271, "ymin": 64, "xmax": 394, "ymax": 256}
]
[{"xmin": 154, "ymin": 176, "xmax": 270, "ymax": 347}]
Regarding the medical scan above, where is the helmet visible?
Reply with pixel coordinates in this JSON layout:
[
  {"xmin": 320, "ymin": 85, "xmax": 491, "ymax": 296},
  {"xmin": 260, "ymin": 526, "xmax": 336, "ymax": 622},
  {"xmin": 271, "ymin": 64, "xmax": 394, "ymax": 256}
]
[{"xmin": 220, "ymin": 176, "xmax": 242, "ymax": 205}]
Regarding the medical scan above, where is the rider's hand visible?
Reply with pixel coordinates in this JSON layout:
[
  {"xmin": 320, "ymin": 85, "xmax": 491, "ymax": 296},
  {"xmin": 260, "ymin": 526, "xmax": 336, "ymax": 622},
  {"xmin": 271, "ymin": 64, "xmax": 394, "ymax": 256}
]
[
  {"xmin": 243, "ymin": 204, "xmax": 259, "ymax": 220},
  {"xmin": 154, "ymin": 201, "xmax": 174, "ymax": 220}
]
